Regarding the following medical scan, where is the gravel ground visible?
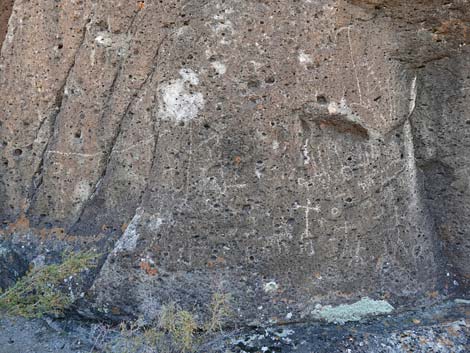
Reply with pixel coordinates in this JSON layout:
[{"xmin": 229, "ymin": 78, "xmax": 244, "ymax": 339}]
[{"xmin": 0, "ymin": 300, "xmax": 468, "ymax": 353}]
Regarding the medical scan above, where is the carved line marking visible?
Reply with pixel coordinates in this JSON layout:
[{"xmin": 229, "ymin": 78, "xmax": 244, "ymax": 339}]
[
  {"xmin": 46, "ymin": 137, "xmax": 155, "ymax": 158},
  {"xmin": 347, "ymin": 26, "xmax": 363, "ymax": 105}
]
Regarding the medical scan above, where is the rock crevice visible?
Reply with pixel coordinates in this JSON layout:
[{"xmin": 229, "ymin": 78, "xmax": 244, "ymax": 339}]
[{"xmin": 0, "ymin": 0, "xmax": 469, "ymax": 324}]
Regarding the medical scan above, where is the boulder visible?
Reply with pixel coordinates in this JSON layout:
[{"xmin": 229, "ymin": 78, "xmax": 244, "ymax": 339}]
[{"xmin": 0, "ymin": 0, "xmax": 469, "ymax": 323}]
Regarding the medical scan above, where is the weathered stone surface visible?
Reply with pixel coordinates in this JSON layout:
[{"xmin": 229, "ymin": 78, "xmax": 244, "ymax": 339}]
[
  {"xmin": 0, "ymin": 300, "xmax": 469, "ymax": 352},
  {"xmin": 0, "ymin": 245, "xmax": 27, "ymax": 291},
  {"xmin": 0, "ymin": 0, "xmax": 469, "ymax": 325},
  {"xmin": 0, "ymin": 0, "xmax": 13, "ymax": 46}
]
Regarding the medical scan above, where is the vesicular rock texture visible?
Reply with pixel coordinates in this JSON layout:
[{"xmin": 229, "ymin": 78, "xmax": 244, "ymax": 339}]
[
  {"xmin": 0, "ymin": 1, "xmax": 13, "ymax": 45},
  {"xmin": 0, "ymin": 0, "xmax": 469, "ymax": 323}
]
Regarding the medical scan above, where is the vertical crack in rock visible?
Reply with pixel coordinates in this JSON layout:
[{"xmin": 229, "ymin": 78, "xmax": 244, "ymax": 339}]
[
  {"xmin": 74, "ymin": 31, "xmax": 171, "ymax": 226},
  {"xmin": 98, "ymin": 8, "xmax": 143, "ymax": 135},
  {"xmin": 403, "ymin": 80, "xmax": 424, "ymax": 274},
  {"xmin": 408, "ymin": 76, "xmax": 417, "ymax": 118},
  {"xmin": 403, "ymin": 121, "xmax": 419, "ymax": 217},
  {"xmin": 403, "ymin": 76, "xmax": 418, "ymax": 201},
  {"xmin": 3, "ymin": 0, "xmax": 469, "ymax": 326},
  {"xmin": 403, "ymin": 75, "xmax": 443, "ymax": 277},
  {"xmin": 27, "ymin": 24, "xmax": 89, "ymax": 211},
  {"xmin": 88, "ymin": 31, "xmax": 171, "ymax": 292},
  {"xmin": 409, "ymin": 56, "xmax": 470, "ymax": 279},
  {"xmin": 0, "ymin": 0, "xmax": 14, "ymax": 49},
  {"xmin": 384, "ymin": 75, "xmax": 418, "ymax": 137},
  {"xmin": 68, "ymin": 10, "xmax": 143, "ymax": 224},
  {"xmin": 97, "ymin": 10, "xmax": 143, "ymax": 157},
  {"xmin": 138, "ymin": 88, "xmax": 164, "ymax": 208}
]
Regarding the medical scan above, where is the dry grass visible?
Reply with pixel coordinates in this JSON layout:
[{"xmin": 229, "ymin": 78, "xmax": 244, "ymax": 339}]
[
  {"xmin": 205, "ymin": 291, "xmax": 233, "ymax": 333},
  {"xmin": 159, "ymin": 302, "xmax": 198, "ymax": 352},
  {"xmin": 0, "ymin": 250, "xmax": 99, "ymax": 318},
  {"xmin": 107, "ymin": 291, "xmax": 233, "ymax": 353}
]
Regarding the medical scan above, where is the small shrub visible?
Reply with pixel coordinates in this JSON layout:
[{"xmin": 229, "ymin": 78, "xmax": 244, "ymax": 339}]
[
  {"xmin": 108, "ymin": 306, "xmax": 197, "ymax": 353},
  {"xmin": 104, "ymin": 321, "xmax": 167, "ymax": 353},
  {"xmin": 112, "ymin": 321, "xmax": 148, "ymax": 353},
  {"xmin": 155, "ymin": 292, "xmax": 232, "ymax": 352},
  {"xmin": 0, "ymin": 250, "xmax": 99, "ymax": 318},
  {"xmin": 142, "ymin": 327, "xmax": 168, "ymax": 353},
  {"xmin": 158, "ymin": 301, "xmax": 178, "ymax": 333},
  {"xmin": 173, "ymin": 310, "xmax": 198, "ymax": 353},
  {"xmin": 205, "ymin": 292, "xmax": 233, "ymax": 333},
  {"xmin": 159, "ymin": 302, "xmax": 198, "ymax": 352}
]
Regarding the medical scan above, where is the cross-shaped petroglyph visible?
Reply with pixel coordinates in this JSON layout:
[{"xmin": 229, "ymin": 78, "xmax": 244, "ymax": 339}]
[
  {"xmin": 294, "ymin": 178, "xmax": 322, "ymax": 256},
  {"xmin": 294, "ymin": 199, "xmax": 320, "ymax": 242}
]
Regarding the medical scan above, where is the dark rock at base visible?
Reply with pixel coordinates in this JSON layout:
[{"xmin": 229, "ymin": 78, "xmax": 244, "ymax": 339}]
[
  {"xmin": 0, "ymin": 0, "xmax": 469, "ymax": 325},
  {"xmin": 0, "ymin": 245, "xmax": 28, "ymax": 291},
  {"xmin": 0, "ymin": 300, "xmax": 468, "ymax": 353}
]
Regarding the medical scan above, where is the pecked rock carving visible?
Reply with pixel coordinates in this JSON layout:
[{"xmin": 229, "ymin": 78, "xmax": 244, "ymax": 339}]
[{"xmin": 0, "ymin": 0, "xmax": 469, "ymax": 327}]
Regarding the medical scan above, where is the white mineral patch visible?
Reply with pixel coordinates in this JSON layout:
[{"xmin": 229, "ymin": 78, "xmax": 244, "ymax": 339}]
[
  {"xmin": 275, "ymin": 328, "xmax": 294, "ymax": 338},
  {"xmin": 159, "ymin": 68, "xmax": 204, "ymax": 123},
  {"xmin": 327, "ymin": 99, "xmax": 360, "ymax": 123},
  {"xmin": 30, "ymin": 254, "xmax": 46, "ymax": 268},
  {"xmin": 263, "ymin": 281, "xmax": 279, "ymax": 293},
  {"xmin": 211, "ymin": 61, "xmax": 227, "ymax": 75},
  {"xmin": 113, "ymin": 209, "xmax": 144, "ymax": 253},
  {"xmin": 176, "ymin": 26, "xmax": 190, "ymax": 37},
  {"xmin": 179, "ymin": 68, "xmax": 199, "ymax": 85},
  {"xmin": 455, "ymin": 298, "xmax": 470, "ymax": 304},
  {"xmin": 327, "ymin": 98, "xmax": 381, "ymax": 138},
  {"xmin": 298, "ymin": 50, "xmax": 313, "ymax": 65},
  {"xmin": 74, "ymin": 181, "xmax": 92, "ymax": 203},
  {"xmin": 6, "ymin": 23, "xmax": 15, "ymax": 44},
  {"xmin": 409, "ymin": 75, "xmax": 418, "ymax": 116},
  {"xmin": 147, "ymin": 214, "xmax": 164, "ymax": 232},
  {"xmin": 212, "ymin": 19, "xmax": 234, "ymax": 34},
  {"xmin": 94, "ymin": 33, "xmax": 113, "ymax": 47}
]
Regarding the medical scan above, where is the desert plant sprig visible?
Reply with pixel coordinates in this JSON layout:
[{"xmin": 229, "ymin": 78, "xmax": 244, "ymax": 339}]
[
  {"xmin": 159, "ymin": 302, "xmax": 198, "ymax": 352},
  {"xmin": 102, "ymin": 291, "xmax": 233, "ymax": 353},
  {"xmin": 173, "ymin": 310, "xmax": 198, "ymax": 352},
  {"xmin": 205, "ymin": 292, "xmax": 233, "ymax": 333},
  {"xmin": 0, "ymin": 250, "xmax": 99, "ymax": 318}
]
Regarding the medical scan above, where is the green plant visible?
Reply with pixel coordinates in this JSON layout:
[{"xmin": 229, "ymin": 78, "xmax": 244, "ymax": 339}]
[
  {"xmin": 0, "ymin": 250, "xmax": 99, "ymax": 318},
  {"xmin": 159, "ymin": 302, "xmax": 198, "ymax": 352},
  {"xmin": 113, "ymin": 321, "xmax": 148, "ymax": 353},
  {"xmin": 158, "ymin": 301, "xmax": 178, "ymax": 333},
  {"xmin": 104, "ymin": 292, "xmax": 233, "ymax": 353},
  {"xmin": 205, "ymin": 292, "xmax": 233, "ymax": 333},
  {"xmin": 173, "ymin": 310, "xmax": 198, "ymax": 352},
  {"xmin": 103, "ymin": 320, "xmax": 168, "ymax": 353},
  {"xmin": 142, "ymin": 327, "xmax": 168, "ymax": 353}
]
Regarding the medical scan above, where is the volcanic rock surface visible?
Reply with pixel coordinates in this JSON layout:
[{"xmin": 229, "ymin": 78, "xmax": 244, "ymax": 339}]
[{"xmin": 0, "ymin": 0, "xmax": 469, "ymax": 325}]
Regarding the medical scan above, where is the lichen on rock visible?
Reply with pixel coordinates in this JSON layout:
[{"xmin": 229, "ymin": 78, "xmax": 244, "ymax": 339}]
[
  {"xmin": 311, "ymin": 297, "xmax": 395, "ymax": 324},
  {"xmin": 0, "ymin": 0, "xmax": 469, "ymax": 330}
]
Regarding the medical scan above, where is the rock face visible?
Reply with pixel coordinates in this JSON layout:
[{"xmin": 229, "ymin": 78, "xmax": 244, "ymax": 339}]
[
  {"xmin": 0, "ymin": 0, "xmax": 469, "ymax": 323},
  {"xmin": 0, "ymin": 245, "xmax": 28, "ymax": 291},
  {"xmin": 0, "ymin": 1, "xmax": 13, "ymax": 45}
]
